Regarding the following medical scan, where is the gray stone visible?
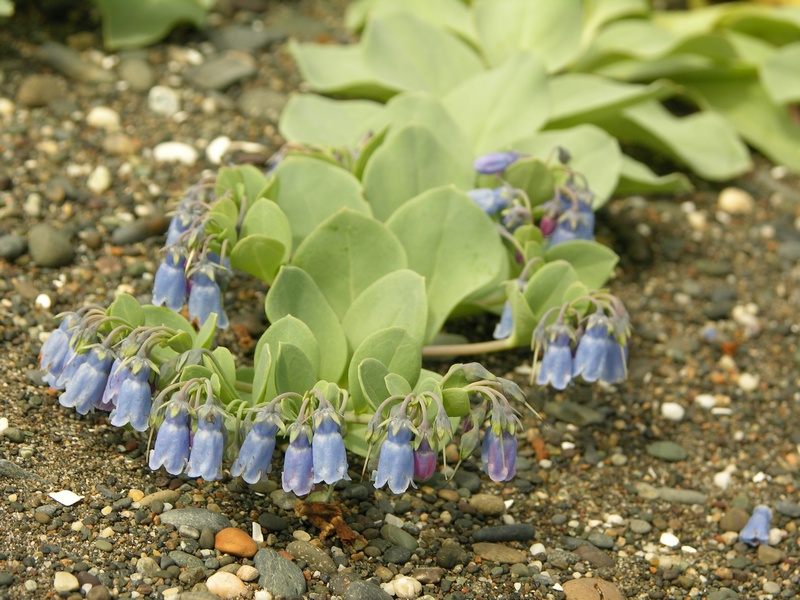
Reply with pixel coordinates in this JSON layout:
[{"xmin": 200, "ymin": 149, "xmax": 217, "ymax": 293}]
[
  {"xmin": 468, "ymin": 493, "xmax": 506, "ymax": 516},
  {"xmin": 777, "ymin": 240, "xmax": 800, "ymax": 262},
  {"xmin": 159, "ymin": 508, "xmax": 232, "ymax": 533},
  {"xmin": 257, "ymin": 512, "xmax": 289, "ymax": 531},
  {"xmin": 436, "ymin": 540, "xmax": 469, "ymax": 569},
  {"xmin": 586, "ymin": 532, "xmax": 614, "ymax": 549},
  {"xmin": 169, "ymin": 550, "xmax": 204, "ymax": 570},
  {"xmin": 0, "ymin": 235, "xmax": 27, "ymax": 260},
  {"xmin": 270, "ymin": 489, "xmax": 297, "ymax": 510},
  {"xmin": 719, "ymin": 507, "xmax": 749, "ymax": 533},
  {"xmin": 545, "ymin": 548, "xmax": 579, "ymax": 569},
  {"xmin": 657, "ymin": 488, "xmax": 707, "ymax": 505},
  {"xmin": 28, "ymin": 224, "xmax": 74, "ymax": 268},
  {"xmin": 118, "ymin": 57, "xmax": 154, "ymax": 92},
  {"xmin": 254, "ymin": 548, "xmax": 306, "ymax": 597},
  {"xmin": 574, "ymin": 544, "xmax": 615, "ymax": 568},
  {"xmin": 237, "ymin": 88, "xmax": 287, "ymax": 120},
  {"xmin": 111, "ymin": 222, "xmax": 152, "ymax": 245},
  {"xmin": 36, "ymin": 42, "xmax": 114, "ymax": 83},
  {"xmin": 209, "ymin": 25, "xmax": 287, "ymax": 52},
  {"xmin": 646, "ymin": 441, "xmax": 688, "ymax": 462},
  {"xmin": 344, "ymin": 579, "xmax": 392, "ymax": 600},
  {"xmin": 452, "ymin": 470, "xmax": 481, "ymax": 493},
  {"xmin": 0, "ymin": 459, "xmax": 43, "ymax": 482},
  {"xmin": 629, "ymin": 519, "xmax": 652, "ymax": 534},
  {"xmin": 774, "ymin": 500, "xmax": 800, "ymax": 518},
  {"xmin": 544, "ymin": 400, "xmax": 607, "ymax": 426},
  {"xmin": 286, "ymin": 540, "xmax": 337, "ymax": 575},
  {"xmin": 186, "ymin": 54, "xmax": 257, "ymax": 90},
  {"xmin": 473, "ymin": 524, "xmax": 535, "ymax": 543},
  {"xmin": 383, "ymin": 545, "xmax": 412, "ymax": 564},
  {"xmin": 380, "ymin": 523, "xmax": 417, "ymax": 551},
  {"xmin": 472, "ymin": 542, "xmax": 527, "ymax": 564},
  {"xmin": 136, "ymin": 556, "xmax": 160, "ymax": 578},
  {"xmin": 328, "ymin": 570, "xmax": 362, "ymax": 596},
  {"xmin": 16, "ymin": 74, "xmax": 64, "ymax": 107}
]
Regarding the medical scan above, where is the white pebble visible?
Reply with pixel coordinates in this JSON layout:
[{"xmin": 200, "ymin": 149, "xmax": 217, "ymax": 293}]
[
  {"xmin": 252, "ymin": 522, "xmax": 263, "ymax": 543},
  {"xmin": 720, "ymin": 531, "xmax": 739, "ymax": 545},
  {"xmin": 392, "ymin": 576, "xmax": 422, "ymax": 599},
  {"xmin": 502, "ymin": 515, "xmax": 515, "ymax": 525},
  {"xmin": 0, "ymin": 97, "xmax": 15, "ymax": 116},
  {"xmin": 384, "ymin": 513, "xmax": 404, "ymax": 528},
  {"xmin": 737, "ymin": 373, "xmax": 759, "ymax": 392},
  {"xmin": 148, "ymin": 85, "xmax": 181, "ymax": 116},
  {"xmin": 768, "ymin": 528, "xmax": 786, "ymax": 546},
  {"xmin": 49, "ymin": 490, "xmax": 84, "ymax": 506},
  {"xmin": 153, "ymin": 141, "xmax": 198, "ymax": 165},
  {"xmin": 87, "ymin": 165, "xmax": 112, "ymax": 194},
  {"xmin": 86, "ymin": 106, "xmax": 120, "ymax": 131},
  {"xmin": 686, "ymin": 210, "xmax": 707, "ymax": 231},
  {"xmin": 659, "ymin": 532, "xmax": 680, "ymax": 548},
  {"xmin": 660, "ymin": 402, "xmax": 685, "ymax": 421},
  {"xmin": 53, "ymin": 572, "xmax": 80, "ymax": 593},
  {"xmin": 694, "ymin": 394, "xmax": 716, "ymax": 409},
  {"xmin": 538, "ymin": 459, "xmax": 552, "ymax": 469},
  {"xmin": 35, "ymin": 293, "xmax": 52, "ymax": 310},
  {"xmin": 530, "ymin": 542, "xmax": 546, "ymax": 555},
  {"xmin": 206, "ymin": 135, "xmax": 231, "ymax": 164},
  {"xmin": 205, "ymin": 571, "xmax": 247, "ymax": 599},
  {"xmin": 713, "ymin": 467, "xmax": 735, "ymax": 490},
  {"xmin": 292, "ymin": 530, "xmax": 311, "ymax": 542},
  {"xmin": 254, "ymin": 591, "xmax": 273, "ymax": 600},
  {"xmin": 718, "ymin": 186, "xmax": 755, "ymax": 214},
  {"xmin": 0, "ymin": 417, "xmax": 8, "ymax": 434}
]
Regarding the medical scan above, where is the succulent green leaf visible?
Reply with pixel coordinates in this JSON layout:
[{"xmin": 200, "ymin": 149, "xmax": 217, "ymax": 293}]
[
  {"xmin": 386, "ymin": 186, "xmax": 506, "ymax": 342},
  {"xmin": 343, "ymin": 423, "xmax": 369, "ymax": 457},
  {"xmin": 279, "ymin": 94, "xmax": 385, "ymax": 147},
  {"xmin": 107, "ymin": 293, "xmax": 144, "ymax": 328},
  {"xmin": 265, "ymin": 266, "xmax": 348, "ymax": 383},
  {"xmin": 384, "ymin": 373, "xmax": 412, "ymax": 397},
  {"xmin": 292, "ymin": 209, "xmax": 407, "ymax": 319},
  {"xmin": 342, "ymin": 269, "xmax": 428, "ymax": 350},
  {"xmin": 615, "ymin": 154, "xmax": 693, "ymax": 195},
  {"xmin": 582, "ymin": 0, "xmax": 650, "ymax": 44},
  {"xmin": 251, "ymin": 343, "xmax": 271, "ymax": 406},
  {"xmin": 544, "ymin": 240, "xmax": 619, "ymax": 290},
  {"xmin": 275, "ymin": 342, "xmax": 318, "ymax": 396},
  {"xmin": 356, "ymin": 358, "xmax": 391, "ymax": 413},
  {"xmin": 229, "ymin": 236, "xmax": 285, "ymax": 285},
  {"xmin": 353, "ymin": 126, "xmax": 389, "ymax": 181},
  {"xmin": 443, "ymin": 52, "xmax": 550, "ymax": 155},
  {"xmin": 362, "ymin": 13, "xmax": 484, "ymax": 97},
  {"xmin": 493, "ymin": 157, "xmax": 555, "ymax": 208},
  {"xmin": 239, "ymin": 199, "xmax": 292, "ymax": 253},
  {"xmin": 93, "ymin": 0, "xmax": 210, "ymax": 50},
  {"xmin": 143, "ymin": 305, "xmax": 195, "ymax": 338},
  {"xmin": 193, "ymin": 312, "xmax": 217, "ymax": 350},
  {"xmin": 523, "ymin": 260, "xmax": 580, "ymax": 320},
  {"xmin": 382, "ymin": 92, "xmax": 472, "ymax": 152},
  {"xmin": 506, "ymin": 279, "xmax": 537, "ymax": 346},
  {"xmin": 363, "ymin": 125, "xmax": 474, "ymax": 221},
  {"xmin": 760, "ymin": 42, "xmax": 800, "ymax": 104}
]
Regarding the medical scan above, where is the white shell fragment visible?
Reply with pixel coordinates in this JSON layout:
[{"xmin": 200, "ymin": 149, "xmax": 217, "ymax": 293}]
[{"xmin": 49, "ymin": 490, "xmax": 85, "ymax": 506}]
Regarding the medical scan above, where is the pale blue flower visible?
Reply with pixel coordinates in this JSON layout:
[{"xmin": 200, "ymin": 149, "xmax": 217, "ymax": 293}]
[
  {"xmin": 186, "ymin": 401, "xmax": 226, "ymax": 481},
  {"xmin": 149, "ymin": 398, "xmax": 191, "ymax": 475},
  {"xmin": 739, "ymin": 505, "xmax": 772, "ymax": 546},
  {"xmin": 373, "ymin": 417, "xmax": 415, "ymax": 494},
  {"xmin": 312, "ymin": 410, "xmax": 349, "ymax": 485}
]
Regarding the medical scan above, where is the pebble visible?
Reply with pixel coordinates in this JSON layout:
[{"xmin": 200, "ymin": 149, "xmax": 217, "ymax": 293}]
[
  {"xmin": 718, "ymin": 187, "xmax": 755, "ymax": 214},
  {"xmin": 86, "ymin": 106, "xmax": 120, "ymax": 131},
  {"xmin": 660, "ymin": 402, "xmax": 685, "ymax": 421},
  {"xmin": 660, "ymin": 532, "xmax": 680, "ymax": 547},
  {"xmin": 87, "ymin": 165, "xmax": 112, "ymax": 194},
  {"xmin": 199, "ymin": 527, "xmax": 215, "ymax": 549},
  {"xmin": 186, "ymin": 53, "xmax": 258, "ymax": 90},
  {"xmin": 472, "ymin": 542, "xmax": 527, "ymax": 564},
  {"xmin": 737, "ymin": 373, "xmax": 759, "ymax": 392},
  {"xmin": 36, "ymin": 41, "xmax": 113, "ymax": 83},
  {"xmin": 205, "ymin": 571, "xmax": 247, "ymax": 599},
  {"xmin": 435, "ymin": 540, "xmax": 470, "ymax": 568},
  {"xmin": 0, "ymin": 234, "xmax": 27, "ymax": 260},
  {"xmin": 546, "ymin": 548, "xmax": 579, "ymax": 569},
  {"xmin": 254, "ymin": 548, "xmax": 306, "ymax": 597},
  {"xmin": 757, "ymin": 545, "xmax": 784, "ymax": 565},
  {"xmin": 118, "ymin": 57, "xmax": 155, "ymax": 91},
  {"xmin": 236, "ymin": 565, "xmax": 259, "ymax": 582},
  {"xmin": 586, "ymin": 532, "xmax": 614, "ymax": 549},
  {"xmin": 28, "ymin": 223, "xmax": 74, "ymax": 267},
  {"xmin": 148, "ymin": 85, "xmax": 181, "ymax": 116},
  {"xmin": 86, "ymin": 585, "xmax": 111, "ymax": 600},
  {"xmin": 16, "ymin": 74, "xmax": 63, "ymax": 107},
  {"xmin": 391, "ymin": 576, "xmax": 422, "ymax": 599},
  {"xmin": 209, "ymin": 25, "xmax": 287, "ymax": 52},
  {"xmin": 629, "ymin": 519, "xmax": 652, "ymax": 534},
  {"xmin": 720, "ymin": 507, "xmax": 750, "ymax": 532},
  {"xmin": 237, "ymin": 88, "xmax": 287, "ymax": 119},
  {"xmin": 138, "ymin": 489, "xmax": 179, "ymax": 507},
  {"xmin": 159, "ymin": 508, "xmax": 232, "ymax": 533},
  {"xmin": 286, "ymin": 540, "xmax": 337, "ymax": 575},
  {"xmin": 384, "ymin": 545, "xmax": 413, "ymax": 564},
  {"xmin": 206, "ymin": 136, "xmax": 231, "ymax": 164},
  {"xmin": 774, "ymin": 500, "xmax": 800, "ymax": 518},
  {"xmin": 646, "ymin": 441, "xmax": 688, "ymax": 462},
  {"xmin": 694, "ymin": 394, "xmax": 717, "ymax": 409},
  {"xmin": 257, "ymin": 513, "xmax": 289, "ymax": 532},
  {"xmin": 575, "ymin": 544, "xmax": 615, "ymax": 568},
  {"xmin": 380, "ymin": 524, "xmax": 418, "ymax": 551},
  {"xmin": 473, "ymin": 524, "xmax": 535, "ymax": 542},
  {"xmin": 215, "ymin": 527, "xmax": 259, "ymax": 558},
  {"xmin": 562, "ymin": 578, "xmax": 625, "ymax": 600},
  {"xmin": 345, "ymin": 579, "xmax": 392, "ymax": 600},
  {"xmin": 762, "ymin": 581, "xmax": 781, "ymax": 594},
  {"xmin": 707, "ymin": 590, "xmax": 740, "ymax": 600},
  {"xmin": 153, "ymin": 141, "xmax": 199, "ymax": 165},
  {"xmin": 53, "ymin": 571, "xmax": 80, "ymax": 593},
  {"xmin": 657, "ymin": 488, "xmax": 707, "ymax": 505},
  {"xmin": 468, "ymin": 493, "xmax": 506, "ymax": 516},
  {"xmin": 544, "ymin": 400, "xmax": 606, "ymax": 426}
]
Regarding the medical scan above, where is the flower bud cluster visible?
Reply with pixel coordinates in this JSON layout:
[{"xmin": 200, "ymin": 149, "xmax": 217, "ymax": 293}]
[
  {"xmin": 153, "ymin": 184, "xmax": 231, "ymax": 329},
  {"xmin": 532, "ymin": 294, "xmax": 631, "ymax": 390},
  {"xmin": 540, "ymin": 181, "xmax": 596, "ymax": 247}
]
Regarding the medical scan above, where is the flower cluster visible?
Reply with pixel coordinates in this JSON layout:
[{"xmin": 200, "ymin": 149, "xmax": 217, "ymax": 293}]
[
  {"xmin": 532, "ymin": 294, "xmax": 631, "ymax": 390},
  {"xmin": 152, "ymin": 184, "xmax": 232, "ymax": 329}
]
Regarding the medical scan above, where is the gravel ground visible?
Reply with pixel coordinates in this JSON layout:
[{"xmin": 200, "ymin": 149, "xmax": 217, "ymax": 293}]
[{"xmin": 2, "ymin": 2, "xmax": 800, "ymax": 600}]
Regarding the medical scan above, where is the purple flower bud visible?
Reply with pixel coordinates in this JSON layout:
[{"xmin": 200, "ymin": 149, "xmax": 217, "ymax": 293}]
[
  {"xmin": 473, "ymin": 151, "xmax": 520, "ymax": 175},
  {"xmin": 188, "ymin": 271, "xmax": 229, "ymax": 329},
  {"xmin": 312, "ymin": 411, "xmax": 350, "ymax": 485},
  {"xmin": 282, "ymin": 425, "xmax": 314, "ymax": 496},
  {"xmin": 492, "ymin": 300, "xmax": 514, "ymax": 340},
  {"xmin": 739, "ymin": 505, "xmax": 772, "ymax": 546},
  {"xmin": 549, "ymin": 201, "xmax": 595, "ymax": 246},
  {"xmin": 413, "ymin": 437, "xmax": 437, "ymax": 481},
  {"xmin": 231, "ymin": 408, "xmax": 281, "ymax": 484},
  {"xmin": 372, "ymin": 417, "xmax": 415, "ymax": 494},
  {"xmin": 186, "ymin": 401, "xmax": 226, "ymax": 481},
  {"xmin": 481, "ymin": 427, "xmax": 517, "ymax": 482},
  {"xmin": 536, "ymin": 324, "xmax": 574, "ymax": 390},
  {"xmin": 539, "ymin": 214, "xmax": 558, "ymax": 236},
  {"xmin": 59, "ymin": 347, "xmax": 115, "ymax": 415},
  {"xmin": 149, "ymin": 398, "xmax": 192, "ymax": 475},
  {"xmin": 152, "ymin": 249, "xmax": 188, "ymax": 312},
  {"xmin": 108, "ymin": 358, "xmax": 152, "ymax": 431}
]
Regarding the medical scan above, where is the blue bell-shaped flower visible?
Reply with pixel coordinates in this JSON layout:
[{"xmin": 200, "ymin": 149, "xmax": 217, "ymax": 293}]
[
  {"xmin": 311, "ymin": 409, "xmax": 350, "ymax": 485},
  {"xmin": 152, "ymin": 248, "xmax": 188, "ymax": 312},
  {"xmin": 231, "ymin": 408, "xmax": 281, "ymax": 484},
  {"xmin": 282, "ymin": 424, "xmax": 314, "ymax": 496},
  {"xmin": 149, "ymin": 397, "xmax": 192, "ymax": 475},
  {"xmin": 59, "ymin": 346, "xmax": 115, "ymax": 415},
  {"xmin": 108, "ymin": 358, "xmax": 152, "ymax": 431},
  {"xmin": 186, "ymin": 400, "xmax": 226, "ymax": 481},
  {"xmin": 372, "ymin": 417, "xmax": 416, "ymax": 494},
  {"xmin": 536, "ymin": 324, "xmax": 574, "ymax": 390},
  {"xmin": 481, "ymin": 427, "xmax": 517, "ymax": 482}
]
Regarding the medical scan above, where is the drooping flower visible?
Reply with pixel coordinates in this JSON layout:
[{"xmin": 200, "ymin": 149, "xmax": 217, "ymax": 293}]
[
  {"xmin": 572, "ymin": 314, "xmax": 614, "ymax": 383},
  {"xmin": 548, "ymin": 199, "xmax": 595, "ymax": 246},
  {"xmin": 149, "ymin": 397, "xmax": 192, "ymax": 475},
  {"xmin": 108, "ymin": 358, "xmax": 152, "ymax": 431},
  {"xmin": 282, "ymin": 424, "xmax": 314, "ymax": 496},
  {"xmin": 492, "ymin": 300, "xmax": 514, "ymax": 340},
  {"xmin": 739, "ymin": 505, "xmax": 772, "ymax": 546},
  {"xmin": 59, "ymin": 346, "xmax": 115, "ymax": 415},
  {"xmin": 152, "ymin": 247, "xmax": 188, "ymax": 311},
  {"xmin": 413, "ymin": 437, "xmax": 437, "ymax": 481},
  {"xmin": 311, "ymin": 409, "xmax": 350, "ymax": 485},
  {"xmin": 96, "ymin": 356, "xmax": 124, "ymax": 411},
  {"xmin": 373, "ymin": 416, "xmax": 416, "ymax": 494},
  {"xmin": 481, "ymin": 427, "xmax": 517, "ymax": 482},
  {"xmin": 40, "ymin": 318, "xmax": 75, "ymax": 388},
  {"xmin": 535, "ymin": 323, "xmax": 574, "ymax": 390},
  {"xmin": 473, "ymin": 151, "xmax": 521, "ymax": 175},
  {"xmin": 188, "ymin": 269, "xmax": 229, "ymax": 329},
  {"xmin": 231, "ymin": 407, "xmax": 281, "ymax": 484},
  {"xmin": 186, "ymin": 400, "xmax": 226, "ymax": 481}
]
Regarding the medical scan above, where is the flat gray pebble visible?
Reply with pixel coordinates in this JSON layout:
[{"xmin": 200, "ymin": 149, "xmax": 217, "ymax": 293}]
[
  {"xmin": 646, "ymin": 441, "xmax": 688, "ymax": 462},
  {"xmin": 257, "ymin": 512, "xmax": 289, "ymax": 531},
  {"xmin": 545, "ymin": 549, "xmax": 579, "ymax": 569},
  {"xmin": 286, "ymin": 540, "xmax": 337, "ymax": 575},
  {"xmin": 544, "ymin": 400, "xmax": 606, "ymax": 426},
  {"xmin": 168, "ymin": 550, "xmax": 204, "ymax": 570},
  {"xmin": 436, "ymin": 541, "xmax": 470, "ymax": 569},
  {"xmin": 707, "ymin": 590, "xmax": 740, "ymax": 600},
  {"xmin": 452, "ymin": 470, "xmax": 481, "ymax": 492},
  {"xmin": 28, "ymin": 224, "xmax": 74, "ymax": 268},
  {"xmin": 574, "ymin": 544, "xmax": 615, "ymax": 568},
  {"xmin": 657, "ymin": 488, "xmax": 707, "ymax": 505},
  {"xmin": 159, "ymin": 508, "xmax": 232, "ymax": 533},
  {"xmin": 186, "ymin": 55, "xmax": 257, "ymax": 90},
  {"xmin": 383, "ymin": 545, "xmax": 412, "ymax": 564},
  {"xmin": 473, "ymin": 524, "xmax": 535, "ymax": 543},
  {"xmin": 255, "ymin": 548, "xmax": 306, "ymax": 597},
  {"xmin": 238, "ymin": 88, "xmax": 287, "ymax": 119},
  {"xmin": 380, "ymin": 523, "xmax": 417, "ymax": 551},
  {"xmin": 774, "ymin": 500, "xmax": 800, "ymax": 518},
  {"xmin": 586, "ymin": 532, "xmax": 614, "ymax": 549},
  {"xmin": 344, "ymin": 579, "xmax": 392, "ymax": 600},
  {"xmin": 629, "ymin": 519, "xmax": 652, "ymax": 534},
  {"xmin": 118, "ymin": 57, "xmax": 154, "ymax": 92},
  {"xmin": 0, "ymin": 234, "xmax": 27, "ymax": 260}
]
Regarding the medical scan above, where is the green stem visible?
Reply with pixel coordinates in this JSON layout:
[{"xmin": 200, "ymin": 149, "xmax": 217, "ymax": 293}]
[
  {"xmin": 421, "ymin": 338, "xmax": 513, "ymax": 358},
  {"xmin": 235, "ymin": 381, "xmax": 253, "ymax": 393}
]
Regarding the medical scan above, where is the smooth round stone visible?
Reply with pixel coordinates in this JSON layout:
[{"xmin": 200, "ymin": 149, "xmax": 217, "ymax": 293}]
[
  {"xmin": 762, "ymin": 581, "xmax": 781, "ymax": 595},
  {"xmin": 159, "ymin": 508, "xmax": 232, "ymax": 533},
  {"xmin": 646, "ymin": 441, "xmax": 688, "ymax": 462},
  {"xmin": 153, "ymin": 141, "xmax": 198, "ymax": 166},
  {"xmin": 720, "ymin": 507, "xmax": 750, "ymax": 533},
  {"xmin": 383, "ymin": 545, "xmax": 412, "ymax": 565},
  {"xmin": 380, "ymin": 524, "xmax": 417, "ymax": 551},
  {"xmin": 215, "ymin": 527, "xmax": 258, "ymax": 558},
  {"xmin": 660, "ymin": 532, "xmax": 680, "ymax": 548},
  {"xmin": 392, "ymin": 576, "xmax": 422, "ymax": 599},
  {"xmin": 344, "ymin": 579, "xmax": 392, "ymax": 600},
  {"xmin": 774, "ymin": 501, "xmax": 800, "ymax": 518},
  {"xmin": 757, "ymin": 545, "xmax": 784, "ymax": 565},
  {"xmin": 86, "ymin": 106, "xmax": 120, "ymax": 131},
  {"xmin": 473, "ymin": 524, "xmax": 535, "ymax": 543},
  {"xmin": 435, "ymin": 541, "xmax": 469, "ymax": 569},
  {"xmin": 28, "ymin": 224, "xmax": 74, "ymax": 268},
  {"xmin": 707, "ymin": 591, "xmax": 740, "ymax": 600},
  {"xmin": 468, "ymin": 493, "xmax": 506, "ymax": 516},
  {"xmin": 118, "ymin": 58, "xmax": 154, "ymax": 91},
  {"xmin": 254, "ymin": 548, "xmax": 306, "ymax": 597},
  {"xmin": 563, "ymin": 578, "xmax": 625, "ymax": 600},
  {"xmin": 236, "ymin": 565, "xmax": 259, "ymax": 582},
  {"xmin": 206, "ymin": 571, "xmax": 247, "ymax": 599},
  {"xmin": 53, "ymin": 571, "xmax": 80, "ymax": 593},
  {"xmin": 0, "ymin": 234, "xmax": 27, "ymax": 260},
  {"xmin": 586, "ymin": 532, "xmax": 614, "ymax": 549},
  {"xmin": 257, "ymin": 513, "xmax": 288, "ymax": 532},
  {"xmin": 148, "ymin": 85, "xmax": 180, "ymax": 116},
  {"xmin": 657, "ymin": 488, "xmax": 707, "ymax": 505},
  {"xmin": 718, "ymin": 187, "xmax": 754, "ymax": 215},
  {"xmin": 660, "ymin": 402, "xmax": 685, "ymax": 421},
  {"xmin": 286, "ymin": 540, "xmax": 337, "ymax": 575},
  {"xmin": 629, "ymin": 519, "xmax": 652, "ymax": 534}
]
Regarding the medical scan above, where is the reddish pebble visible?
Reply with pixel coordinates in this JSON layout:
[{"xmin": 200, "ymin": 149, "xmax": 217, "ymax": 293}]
[{"xmin": 215, "ymin": 527, "xmax": 258, "ymax": 558}]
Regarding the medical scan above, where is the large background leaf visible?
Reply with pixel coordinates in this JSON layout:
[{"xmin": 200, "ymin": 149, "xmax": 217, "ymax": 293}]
[{"xmin": 279, "ymin": 94, "xmax": 385, "ymax": 147}]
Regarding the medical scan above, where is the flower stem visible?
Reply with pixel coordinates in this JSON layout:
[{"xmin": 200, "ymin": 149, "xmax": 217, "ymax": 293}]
[{"xmin": 421, "ymin": 338, "xmax": 512, "ymax": 358}]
